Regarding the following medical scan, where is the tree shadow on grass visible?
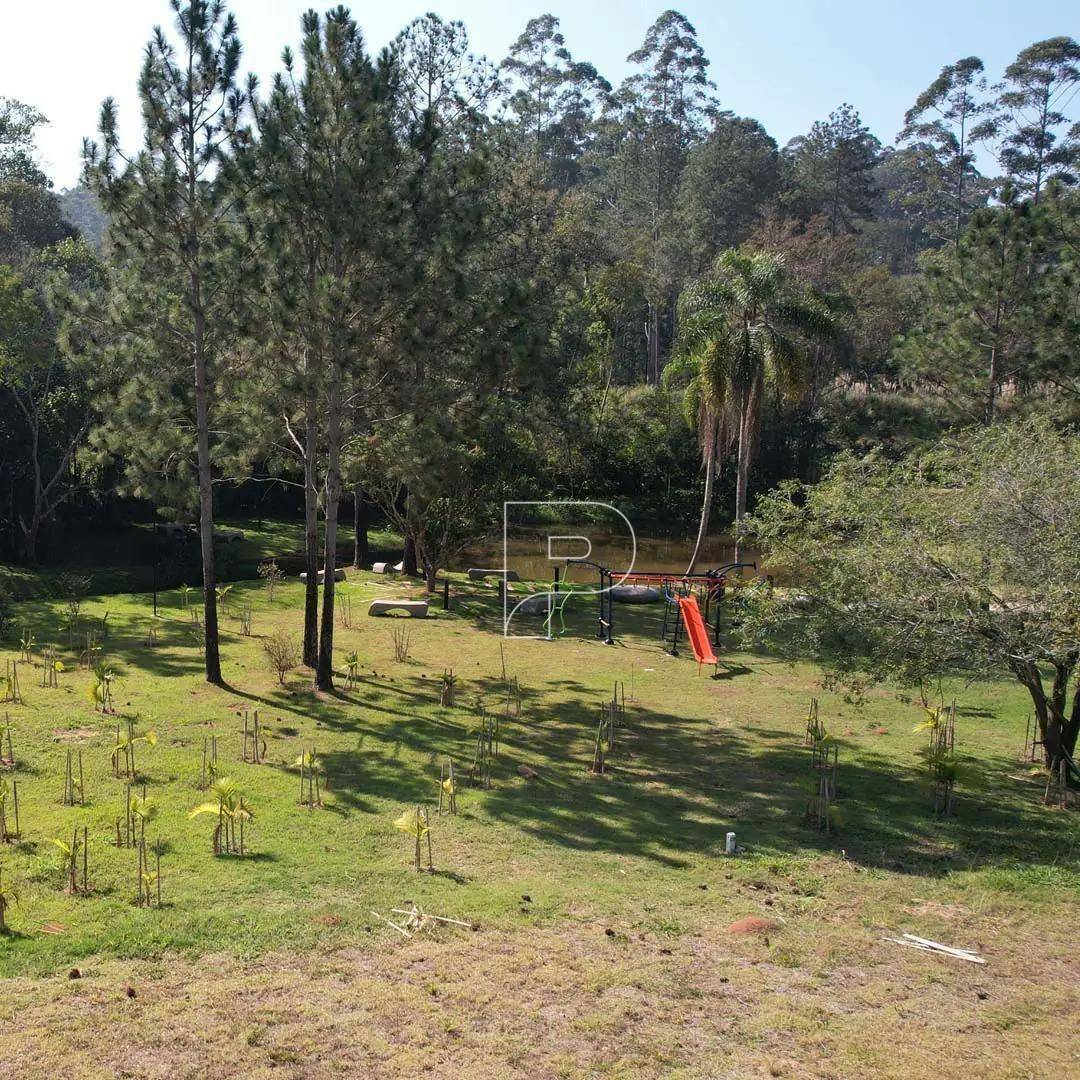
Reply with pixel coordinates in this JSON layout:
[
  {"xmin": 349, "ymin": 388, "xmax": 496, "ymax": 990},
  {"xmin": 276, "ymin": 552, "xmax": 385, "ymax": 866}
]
[{"xmin": 301, "ymin": 674, "xmax": 1077, "ymax": 878}]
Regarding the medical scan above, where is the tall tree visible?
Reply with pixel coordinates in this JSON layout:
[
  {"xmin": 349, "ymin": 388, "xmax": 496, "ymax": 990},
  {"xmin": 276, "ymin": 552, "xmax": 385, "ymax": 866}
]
[
  {"xmin": 501, "ymin": 14, "xmax": 610, "ymax": 188},
  {"xmin": 676, "ymin": 114, "xmax": 780, "ymax": 272},
  {"xmin": 783, "ymin": 104, "xmax": 881, "ymax": 236},
  {"xmin": 668, "ymin": 250, "xmax": 837, "ymax": 570},
  {"xmin": 249, "ymin": 8, "xmax": 405, "ymax": 691},
  {"xmin": 993, "ymin": 36, "xmax": 1080, "ymax": 201},
  {"xmin": 899, "ymin": 57, "xmax": 996, "ymax": 243},
  {"xmin": 899, "ymin": 189, "xmax": 1059, "ymax": 425},
  {"xmin": 84, "ymin": 0, "xmax": 250, "ymax": 685},
  {"xmin": 600, "ymin": 10, "xmax": 716, "ymax": 382}
]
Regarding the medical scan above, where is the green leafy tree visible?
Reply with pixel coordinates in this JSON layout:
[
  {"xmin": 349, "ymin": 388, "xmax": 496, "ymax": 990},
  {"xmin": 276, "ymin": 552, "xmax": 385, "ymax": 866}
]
[
  {"xmin": 501, "ymin": 14, "xmax": 610, "ymax": 188},
  {"xmin": 596, "ymin": 10, "xmax": 717, "ymax": 382},
  {"xmin": 668, "ymin": 250, "xmax": 837, "ymax": 570},
  {"xmin": 993, "ymin": 37, "xmax": 1080, "ymax": 201},
  {"xmin": 783, "ymin": 104, "xmax": 881, "ymax": 236},
  {"xmin": 898, "ymin": 56, "xmax": 996, "ymax": 243},
  {"xmin": 84, "ymin": 0, "xmax": 252, "ymax": 684},
  {"xmin": 744, "ymin": 419, "xmax": 1080, "ymax": 768},
  {"xmin": 676, "ymin": 114, "xmax": 780, "ymax": 272}
]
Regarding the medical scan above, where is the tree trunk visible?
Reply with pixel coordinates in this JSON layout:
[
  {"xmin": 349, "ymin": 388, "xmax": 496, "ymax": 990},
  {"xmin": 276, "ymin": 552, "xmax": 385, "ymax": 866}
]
[
  {"xmin": 353, "ymin": 488, "xmax": 369, "ymax": 569},
  {"xmin": 193, "ymin": 316, "xmax": 222, "ymax": 685},
  {"xmin": 733, "ymin": 406, "xmax": 751, "ymax": 563},
  {"xmin": 985, "ymin": 343, "xmax": 998, "ymax": 426},
  {"xmin": 403, "ymin": 528, "xmax": 419, "ymax": 577},
  {"xmin": 302, "ymin": 410, "xmax": 319, "ymax": 668},
  {"xmin": 316, "ymin": 361, "xmax": 343, "ymax": 692},
  {"xmin": 646, "ymin": 304, "xmax": 661, "ymax": 384},
  {"xmin": 685, "ymin": 430, "xmax": 717, "ymax": 576}
]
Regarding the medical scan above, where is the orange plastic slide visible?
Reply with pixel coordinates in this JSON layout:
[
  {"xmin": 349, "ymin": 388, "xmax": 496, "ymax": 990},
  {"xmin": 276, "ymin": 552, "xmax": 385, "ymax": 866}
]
[{"xmin": 677, "ymin": 594, "xmax": 717, "ymax": 671}]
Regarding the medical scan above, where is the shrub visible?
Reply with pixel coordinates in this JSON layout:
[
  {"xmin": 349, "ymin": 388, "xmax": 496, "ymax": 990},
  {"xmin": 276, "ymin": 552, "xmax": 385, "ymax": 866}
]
[{"xmin": 263, "ymin": 629, "xmax": 301, "ymax": 684}]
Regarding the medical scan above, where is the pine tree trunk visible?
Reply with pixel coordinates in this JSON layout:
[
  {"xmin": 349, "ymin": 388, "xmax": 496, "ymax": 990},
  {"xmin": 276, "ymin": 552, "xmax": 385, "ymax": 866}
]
[
  {"xmin": 193, "ymin": 311, "xmax": 222, "ymax": 685},
  {"xmin": 302, "ymin": 410, "xmax": 319, "ymax": 668},
  {"xmin": 734, "ymin": 407, "xmax": 751, "ymax": 563},
  {"xmin": 353, "ymin": 488, "xmax": 369, "ymax": 569},
  {"xmin": 316, "ymin": 360, "xmax": 343, "ymax": 692},
  {"xmin": 685, "ymin": 436, "xmax": 716, "ymax": 576}
]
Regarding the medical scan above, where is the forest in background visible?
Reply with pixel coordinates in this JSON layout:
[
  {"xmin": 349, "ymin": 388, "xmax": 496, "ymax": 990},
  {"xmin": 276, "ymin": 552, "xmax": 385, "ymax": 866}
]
[{"xmin": 0, "ymin": 7, "xmax": 1076, "ymax": 583}]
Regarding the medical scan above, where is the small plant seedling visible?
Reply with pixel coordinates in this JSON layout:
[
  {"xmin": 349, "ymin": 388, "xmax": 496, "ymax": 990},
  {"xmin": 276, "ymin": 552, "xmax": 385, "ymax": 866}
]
[
  {"xmin": 239, "ymin": 605, "xmax": 253, "ymax": 636},
  {"xmin": 62, "ymin": 748, "xmax": 86, "ymax": 806},
  {"xmin": 343, "ymin": 651, "xmax": 360, "ymax": 690},
  {"xmin": 394, "ymin": 805, "xmax": 433, "ymax": 872},
  {"xmin": 296, "ymin": 748, "xmax": 323, "ymax": 808},
  {"xmin": 200, "ymin": 734, "xmax": 219, "ymax": 789},
  {"xmin": 88, "ymin": 662, "xmax": 117, "ymax": 713},
  {"xmin": 180, "ymin": 584, "xmax": 193, "ymax": 610},
  {"xmin": 111, "ymin": 717, "xmax": 157, "ymax": 779},
  {"xmin": 391, "ymin": 625, "xmax": 411, "ymax": 663},
  {"xmin": 52, "ymin": 826, "xmax": 89, "ymax": 893},
  {"xmin": 439, "ymin": 668, "xmax": 456, "ymax": 707},
  {"xmin": 136, "ymin": 838, "xmax": 164, "ymax": 907},
  {"xmin": 0, "ymin": 777, "xmax": 20, "ymax": 842},
  {"xmin": 41, "ymin": 646, "xmax": 62, "ymax": 688},
  {"xmin": 438, "ymin": 759, "xmax": 457, "ymax": 815},
  {"xmin": 2, "ymin": 661, "xmax": 22, "ymax": 705},
  {"xmin": 258, "ymin": 559, "xmax": 284, "ymax": 601},
  {"xmin": 189, "ymin": 777, "xmax": 253, "ymax": 856},
  {"xmin": 241, "ymin": 709, "xmax": 267, "ymax": 764},
  {"xmin": 338, "ymin": 590, "xmax": 353, "ymax": 629},
  {"xmin": 19, "ymin": 627, "xmax": 36, "ymax": 665}
]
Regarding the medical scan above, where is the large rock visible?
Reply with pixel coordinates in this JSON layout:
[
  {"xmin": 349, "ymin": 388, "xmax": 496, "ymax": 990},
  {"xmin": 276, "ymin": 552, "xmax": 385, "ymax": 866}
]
[
  {"xmin": 514, "ymin": 593, "xmax": 551, "ymax": 615},
  {"xmin": 300, "ymin": 568, "xmax": 346, "ymax": 584},
  {"xmin": 610, "ymin": 584, "xmax": 660, "ymax": 604}
]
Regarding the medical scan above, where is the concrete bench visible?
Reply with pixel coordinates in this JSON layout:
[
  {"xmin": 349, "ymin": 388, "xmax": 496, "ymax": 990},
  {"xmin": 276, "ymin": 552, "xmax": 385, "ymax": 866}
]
[
  {"xmin": 372, "ymin": 561, "xmax": 407, "ymax": 574},
  {"xmin": 467, "ymin": 568, "xmax": 520, "ymax": 582},
  {"xmin": 368, "ymin": 598, "xmax": 429, "ymax": 618},
  {"xmin": 300, "ymin": 568, "xmax": 346, "ymax": 584}
]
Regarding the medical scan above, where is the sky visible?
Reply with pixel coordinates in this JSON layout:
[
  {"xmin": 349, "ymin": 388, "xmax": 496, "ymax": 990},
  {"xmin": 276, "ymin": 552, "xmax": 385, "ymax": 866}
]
[{"xmin": 1, "ymin": 0, "xmax": 1076, "ymax": 189}]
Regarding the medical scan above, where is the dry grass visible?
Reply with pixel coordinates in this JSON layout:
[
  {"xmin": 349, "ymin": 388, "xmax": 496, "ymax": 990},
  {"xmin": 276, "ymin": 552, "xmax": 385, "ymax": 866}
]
[{"xmin": 2, "ymin": 913, "xmax": 1077, "ymax": 1079}]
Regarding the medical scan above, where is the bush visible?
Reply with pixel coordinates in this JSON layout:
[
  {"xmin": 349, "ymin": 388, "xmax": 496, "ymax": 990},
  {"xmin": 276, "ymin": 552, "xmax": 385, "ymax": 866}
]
[{"xmin": 262, "ymin": 629, "xmax": 300, "ymax": 684}]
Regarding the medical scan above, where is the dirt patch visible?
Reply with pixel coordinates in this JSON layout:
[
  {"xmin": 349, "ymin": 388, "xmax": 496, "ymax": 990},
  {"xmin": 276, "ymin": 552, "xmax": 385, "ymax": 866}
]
[
  {"xmin": 725, "ymin": 916, "xmax": 778, "ymax": 935},
  {"xmin": 51, "ymin": 728, "xmax": 100, "ymax": 743}
]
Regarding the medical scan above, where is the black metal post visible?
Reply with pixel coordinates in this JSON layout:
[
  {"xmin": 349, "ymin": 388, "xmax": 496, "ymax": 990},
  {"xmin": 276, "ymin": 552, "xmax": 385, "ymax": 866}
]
[
  {"xmin": 442, "ymin": 579, "xmax": 450, "ymax": 611},
  {"xmin": 152, "ymin": 523, "xmax": 159, "ymax": 617}
]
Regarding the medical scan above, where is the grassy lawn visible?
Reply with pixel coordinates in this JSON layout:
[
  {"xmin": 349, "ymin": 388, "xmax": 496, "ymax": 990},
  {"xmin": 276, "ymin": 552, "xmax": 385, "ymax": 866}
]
[{"xmin": 0, "ymin": 569, "xmax": 1077, "ymax": 1077}]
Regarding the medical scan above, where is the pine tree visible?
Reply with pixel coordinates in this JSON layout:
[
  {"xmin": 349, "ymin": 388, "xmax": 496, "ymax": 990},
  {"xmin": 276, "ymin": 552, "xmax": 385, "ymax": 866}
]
[
  {"xmin": 247, "ymin": 8, "xmax": 407, "ymax": 690},
  {"xmin": 84, "ymin": 0, "xmax": 251, "ymax": 684}
]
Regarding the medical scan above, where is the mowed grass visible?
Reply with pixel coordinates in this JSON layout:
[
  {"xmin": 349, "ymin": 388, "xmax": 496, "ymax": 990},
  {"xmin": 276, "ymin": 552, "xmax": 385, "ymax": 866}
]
[{"xmin": 1, "ymin": 564, "xmax": 1078, "ymax": 1077}]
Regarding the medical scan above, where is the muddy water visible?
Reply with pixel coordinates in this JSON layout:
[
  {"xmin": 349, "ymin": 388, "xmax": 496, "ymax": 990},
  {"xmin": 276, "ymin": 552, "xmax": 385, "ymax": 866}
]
[{"xmin": 455, "ymin": 529, "xmax": 764, "ymax": 583}]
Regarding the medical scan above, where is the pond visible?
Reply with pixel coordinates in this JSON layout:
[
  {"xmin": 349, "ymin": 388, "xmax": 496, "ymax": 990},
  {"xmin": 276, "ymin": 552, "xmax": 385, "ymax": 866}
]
[{"xmin": 455, "ymin": 528, "xmax": 765, "ymax": 584}]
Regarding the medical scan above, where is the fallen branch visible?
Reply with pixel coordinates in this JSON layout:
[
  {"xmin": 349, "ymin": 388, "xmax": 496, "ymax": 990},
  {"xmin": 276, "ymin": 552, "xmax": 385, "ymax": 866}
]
[{"xmin": 884, "ymin": 932, "xmax": 986, "ymax": 964}]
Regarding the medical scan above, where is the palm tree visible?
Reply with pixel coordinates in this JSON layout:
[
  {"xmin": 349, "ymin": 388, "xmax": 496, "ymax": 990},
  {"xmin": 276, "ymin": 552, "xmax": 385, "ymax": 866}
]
[{"xmin": 670, "ymin": 250, "xmax": 838, "ymax": 572}]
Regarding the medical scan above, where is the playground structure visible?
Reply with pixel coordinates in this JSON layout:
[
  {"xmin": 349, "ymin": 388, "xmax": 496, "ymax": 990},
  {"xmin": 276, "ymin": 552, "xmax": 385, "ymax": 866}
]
[{"xmin": 521, "ymin": 559, "xmax": 757, "ymax": 662}]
